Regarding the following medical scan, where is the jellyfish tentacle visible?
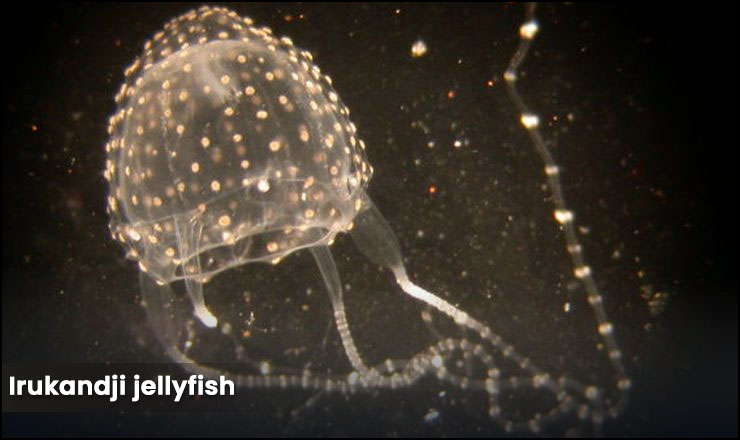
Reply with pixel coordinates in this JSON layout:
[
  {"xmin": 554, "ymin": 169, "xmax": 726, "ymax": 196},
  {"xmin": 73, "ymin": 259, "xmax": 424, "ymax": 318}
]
[
  {"xmin": 139, "ymin": 271, "xmax": 185, "ymax": 355},
  {"xmin": 174, "ymin": 216, "xmax": 218, "ymax": 328},
  {"xmin": 310, "ymin": 245, "xmax": 373, "ymax": 378},
  {"xmin": 139, "ymin": 271, "xmax": 226, "ymax": 375},
  {"xmin": 140, "ymin": 271, "xmax": 362, "ymax": 389},
  {"xmin": 185, "ymin": 279, "xmax": 217, "ymax": 328},
  {"xmin": 503, "ymin": 2, "xmax": 630, "ymax": 416},
  {"xmin": 349, "ymin": 199, "xmax": 489, "ymax": 336},
  {"xmin": 349, "ymin": 199, "xmax": 562, "ymax": 386}
]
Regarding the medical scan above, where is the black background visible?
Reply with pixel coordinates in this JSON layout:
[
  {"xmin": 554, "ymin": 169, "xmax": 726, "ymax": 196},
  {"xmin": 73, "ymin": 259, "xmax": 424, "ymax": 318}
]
[{"xmin": 3, "ymin": 3, "xmax": 737, "ymax": 437}]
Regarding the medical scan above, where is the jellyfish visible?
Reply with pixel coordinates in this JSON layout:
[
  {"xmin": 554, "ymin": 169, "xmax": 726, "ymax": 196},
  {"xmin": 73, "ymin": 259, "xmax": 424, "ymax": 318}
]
[{"xmin": 104, "ymin": 5, "xmax": 629, "ymax": 433}]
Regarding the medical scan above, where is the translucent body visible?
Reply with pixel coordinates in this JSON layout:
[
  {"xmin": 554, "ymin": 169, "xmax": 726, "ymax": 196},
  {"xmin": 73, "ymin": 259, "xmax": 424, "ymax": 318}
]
[
  {"xmin": 105, "ymin": 8, "xmax": 372, "ymax": 285},
  {"xmin": 104, "ymin": 6, "xmax": 629, "ymax": 435}
]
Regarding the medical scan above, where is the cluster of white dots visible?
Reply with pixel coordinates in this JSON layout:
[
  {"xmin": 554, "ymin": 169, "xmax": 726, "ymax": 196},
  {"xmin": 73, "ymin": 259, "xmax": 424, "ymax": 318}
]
[{"xmin": 105, "ymin": 6, "xmax": 373, "ymax": 280}]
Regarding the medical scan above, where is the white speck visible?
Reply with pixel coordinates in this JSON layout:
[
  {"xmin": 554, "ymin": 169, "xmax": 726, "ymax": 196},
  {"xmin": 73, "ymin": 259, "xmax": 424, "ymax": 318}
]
[
  {"xmin": 554, "ymin": 209, "xmax": 573, "ymax": 224},
  {"xmin": 520, "ymin": 20, "xmax": 539, "ymax": 40},
  {"xmin": 411, "ymin": 39, "xmax": 428, "ymax": 58},
  {"xmin": 423, "ymin": 408, "xmax": 440, "ymax": 423},
  {"xmin": 521, "ymin": 113, "xmax": 540, "ymax": 129},
  {"xmin": 431, "ymin": 355, "xmax": 443, "ymax": 368},
  {"xmin": 259, "ymin": 361, "xmax": 271, "ymax": 375}
]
